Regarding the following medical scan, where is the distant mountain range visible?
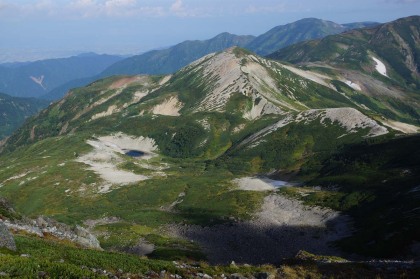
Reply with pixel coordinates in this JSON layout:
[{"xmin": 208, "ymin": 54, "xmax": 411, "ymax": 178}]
[
  {"xmin": 102, "ymin": 32, "xmax": 256, "ymax": 76},
  {"xmin": 0, "ymin": 53, "xmax": 123, "ymax": 98},
  {"xmin": 102, "ymin": 18, "xmax": 380, "ymax": 78},
  {"xmin": 0, "ymin": 92, "xmax": 48, "ymax": 139},
  {"xmin": 0, "ymin": 18, "xmax": 380, "ymax": 101},
  {"xmin": 246, "ymin": 18, "xmax": 379, "ymax": 56}
]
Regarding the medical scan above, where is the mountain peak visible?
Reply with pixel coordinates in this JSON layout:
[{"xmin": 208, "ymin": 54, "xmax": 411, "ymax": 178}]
[
  {"xmin": 178, "ymin": 46, "xmax": 339, "ymax": 117},
  {"xmin": 213, "ymin": 32, "xmax": 235, "ymax": 38},
  {"xmin": 245, "ymin": 18, "xmax": 347, "ymax": 56}
]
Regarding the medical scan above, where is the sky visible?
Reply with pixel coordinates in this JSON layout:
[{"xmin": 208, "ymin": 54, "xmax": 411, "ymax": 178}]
[{"xmin": 0, "ymin": 0, "xmax": 419, "ymax": 62}]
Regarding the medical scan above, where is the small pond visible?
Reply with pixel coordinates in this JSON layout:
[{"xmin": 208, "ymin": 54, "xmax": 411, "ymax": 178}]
[
  {"xmin": 124, "ymin": 150, "xmax": 146, "ymax": 158},
  {"xmin": 266, "ymin": 179, "xmax": 289, "ymax": 188}
]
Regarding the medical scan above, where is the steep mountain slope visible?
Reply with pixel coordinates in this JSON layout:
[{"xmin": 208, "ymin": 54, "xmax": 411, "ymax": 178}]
[
  {"xmin": 102, "ymin": 33, "xmax": 255, "ymax": 77},
  {"xmin": 0, "ymin": 47, "xmax": 418, "ymax": 263},
  {"xmin": 0, "ymin": 53, "xmax": 123, "ymax": 98},
  {"xmin": 0, "ymin": 92, "xmax": 48, "ymax": 139},
  {"xmin": 269, "ymin": 16, "xmax": 420, "ymax": 89},
  {"xmin": 246, "ymin": 18, "xmax": 379, "ymax": 56},
  {"xmin": 268, "ymin": 16, "xmax": 420, "ymax": 125}
]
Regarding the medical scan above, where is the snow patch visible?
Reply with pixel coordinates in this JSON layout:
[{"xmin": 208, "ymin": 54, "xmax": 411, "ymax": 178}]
[
  {"xmin": 372, "ymin": 57, "xmax": 388, "ymax": 77},
  {"xmin": 30, "ymin": 75, "xmax": 46, "ymax": 89},
  {"xmin": 344, "ymin": 80, "xmax": 362, "ymax": 91}
]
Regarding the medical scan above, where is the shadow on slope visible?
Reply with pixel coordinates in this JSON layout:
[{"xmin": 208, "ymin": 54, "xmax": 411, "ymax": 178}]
[{"xmin": 168, "ymin": 218, "xmax": 351, "ymax": 265}]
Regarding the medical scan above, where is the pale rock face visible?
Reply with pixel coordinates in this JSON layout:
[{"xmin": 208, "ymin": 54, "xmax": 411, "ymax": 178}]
[
  {"xmin": 0, "ymin": 221, "xmax": 16, "ymax": 251},
  {"xmin": 189, "ymin": 48, "xmax": 285, "ymax": 118},
  {"xmin": 3, "ymin": 217, "xmax": 101, "ymax": 250},
  {"xmin": 241, "ymin": 107, "xmax": 388, "ymax": 149},
  {"xmin": 297, "ymin": 108, "xmax": 388, "ymax": 137},
  {"xmin": 381, "ymin": 119, "xmax": 420, "ymax": 134},
  {"xmin": 152, "ymin": 96, "xmax": 183, "ymax": 116},
  {"xmin": 195, "ymin": 50, "xmax": 246, "ymax": 112},
  {"xmin": 243, "ymin": 96, "xmax": 283, "ymax": 120},
  {"xmin": 281, "ymin": 64, "xmax": 332, "ymax": 88},
  {"xmin": 76, "ymin": 133, "xmax": 158, "ymax": 193},
  {"xmin": 233, "ymin": 177, "xmax": 289, "ymax": 191}
]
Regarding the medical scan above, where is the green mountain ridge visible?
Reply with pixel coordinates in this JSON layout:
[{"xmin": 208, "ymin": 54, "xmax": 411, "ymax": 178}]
[
  {"xmin": 0, "ymin": 92, "xmax": 48, "ymax": 140},
  {"xmin": 268, "ymin": 16, "xmax": 420, "ymax": 91},
  {"xmin": 268, "ymin": 16, "xmax": 420, "ymax": 125}
]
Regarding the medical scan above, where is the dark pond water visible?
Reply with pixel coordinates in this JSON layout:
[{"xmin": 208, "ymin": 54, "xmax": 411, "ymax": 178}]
[{"xmin": 125, "ymin": 150, "xmax": 145, "ymax": 157}]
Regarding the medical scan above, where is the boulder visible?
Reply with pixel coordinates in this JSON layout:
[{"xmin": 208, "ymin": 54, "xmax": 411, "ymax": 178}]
[
  {"xmin": 0, "ymin": 221, "xmax": 16, "ymax": 251},
  {"xmin": 74, "ymin": 225, "xmax": 101, "ymax": 249}
]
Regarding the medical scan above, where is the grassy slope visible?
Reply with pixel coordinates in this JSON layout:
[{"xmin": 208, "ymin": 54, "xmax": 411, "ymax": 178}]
[
  {"xmin": 0, "ymin": 93, "xmax": 48, "ymax": 139},
  {"xmin": 1, "ymin": 48, "xmax": 419, "ymax": 261}
]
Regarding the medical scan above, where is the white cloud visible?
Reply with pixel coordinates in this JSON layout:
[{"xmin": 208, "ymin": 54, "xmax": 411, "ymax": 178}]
[
  {"xmin": 0, "ymin": 0, "xmax": 286, "ymax": 19},
  {"xmin": 169, "ymin": 0, "xmax": 202, "ymax": 17},
  {"xmin": 245, "ymin": 3, "xmax": 286, "ymax": 14},
  {"xmin": 104, "ymin": 0, "xmax": 136, "ymax": 15},
  {"xmin": 0, "ymin": 0, "xmax": 167, "ymax": 19},
  {"xmin": 170, "ymin": 0, "xmax": 183, "ymax": 12}
]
